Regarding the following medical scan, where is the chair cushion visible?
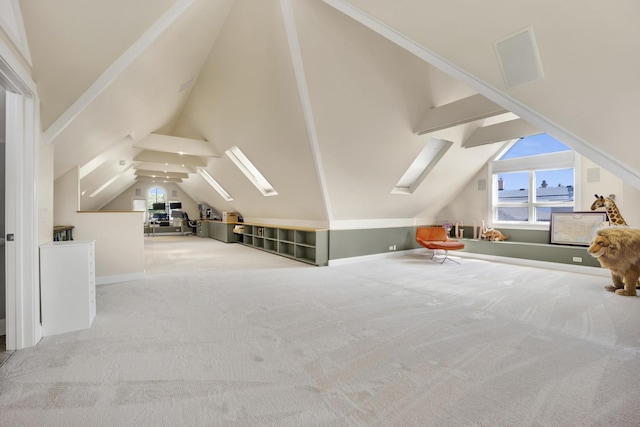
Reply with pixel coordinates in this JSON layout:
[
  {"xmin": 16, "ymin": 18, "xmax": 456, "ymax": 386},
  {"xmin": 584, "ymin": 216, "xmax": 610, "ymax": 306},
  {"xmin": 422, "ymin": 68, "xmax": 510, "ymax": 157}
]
[
  {"xmin": 417, "ymin": 239, "xmax": 465, "ymax": 250},
  {"xmin": 416, "ymin": 227, "xmax": 448, "ymax": 242}
]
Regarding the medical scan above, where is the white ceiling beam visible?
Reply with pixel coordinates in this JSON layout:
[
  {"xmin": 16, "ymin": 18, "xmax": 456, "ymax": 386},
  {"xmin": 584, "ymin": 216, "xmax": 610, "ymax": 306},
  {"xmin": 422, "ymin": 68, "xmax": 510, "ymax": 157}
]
[
  {"xmin": 133, "ymin": 133, "xmax": 220, "ymax": 157},
  {"xmin": 135, "ymin": 170, "xmax": 189, "ymax": 179},
  {"xmin": 133, "ymin": 150, "xmax": 207, "ymax": 167},
  {"xmin": 43, "ymin": 0, "xmax": 198, "ymax": 143},
  {"xmin": 87, "ymin": 164, "xmax": 134, "ymax": 198},
  {"xmin": 280, "ymin": 0, "xmax": 333, "ymax": 221},
  {"xmin": 78, "ymin": 136, "xmax": 136, "ymax": 179},
  {"xmin": 134, "ymin": 162, "xmax": 196, "ymax": 174},
  {"xmin": 135, "ymin": 176, "xmax": 183, "ymax": 183},
  {"xmin": 414, "ymin": 94, "xmax": 507, "ymax": 135},
  {"xmin": 462, "ymin": 118, "xmax": 539, "ymax": 148}
]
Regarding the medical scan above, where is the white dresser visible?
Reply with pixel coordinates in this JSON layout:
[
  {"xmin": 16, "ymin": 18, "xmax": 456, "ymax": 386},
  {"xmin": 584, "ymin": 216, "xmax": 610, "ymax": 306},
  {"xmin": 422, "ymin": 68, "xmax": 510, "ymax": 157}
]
[{"xmin": 40, "ymin": 240, "xmax": 96, "ymax": 336}]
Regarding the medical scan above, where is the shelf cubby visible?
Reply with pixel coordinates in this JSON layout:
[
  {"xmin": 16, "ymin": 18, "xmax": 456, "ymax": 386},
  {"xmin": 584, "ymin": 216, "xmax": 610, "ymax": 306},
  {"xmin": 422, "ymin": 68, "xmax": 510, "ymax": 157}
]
[
  {"xmin": 264, "ymin": 239, "xmax": 276, "ymax": 252},
  {"xmin": 279, "ymin": 228, "xmax": 295, "ymax": 242},
  {"xmin": 295, "ymin": 230, "xmax": 316, "ymax": 246},
  {"xmin": 278, "ymin": 241, "xmax": 295, "ymax": 257},
  {"xmin": 263, "ymin": 227, "xmax": 276, "ymax": 239},
  {"xmin": 295, "ymin": 245, "xmax": 316, "ymax": 264}
]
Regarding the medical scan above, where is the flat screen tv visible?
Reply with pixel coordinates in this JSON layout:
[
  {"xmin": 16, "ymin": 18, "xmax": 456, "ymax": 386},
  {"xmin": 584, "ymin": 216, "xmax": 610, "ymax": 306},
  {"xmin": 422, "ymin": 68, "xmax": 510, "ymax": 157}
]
[
  {"xmin": 152, "ymin": 203, "xmax": 166, "ymax": 210},
  {"xmin": 169, "ymin": 202, "xmax": 182, "ymax": 209}
]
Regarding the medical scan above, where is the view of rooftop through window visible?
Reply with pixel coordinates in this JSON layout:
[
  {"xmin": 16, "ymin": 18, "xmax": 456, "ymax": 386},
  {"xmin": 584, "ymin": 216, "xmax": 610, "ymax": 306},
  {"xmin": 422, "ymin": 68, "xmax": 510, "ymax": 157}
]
[{"xmin": 497, "ymin": 133, "xmax": 573, "ymax": 192}]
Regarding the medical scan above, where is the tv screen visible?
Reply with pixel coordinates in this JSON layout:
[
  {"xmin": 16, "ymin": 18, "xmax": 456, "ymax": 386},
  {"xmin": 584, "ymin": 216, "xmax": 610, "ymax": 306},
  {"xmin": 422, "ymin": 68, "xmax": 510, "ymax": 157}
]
[
  {"xmin": 169, "ymin": 202, "xmax": 182, "ymax": 209},
  {"xmin": 152, "ymin": 203, "xmax": 166, "ymax": 210}
]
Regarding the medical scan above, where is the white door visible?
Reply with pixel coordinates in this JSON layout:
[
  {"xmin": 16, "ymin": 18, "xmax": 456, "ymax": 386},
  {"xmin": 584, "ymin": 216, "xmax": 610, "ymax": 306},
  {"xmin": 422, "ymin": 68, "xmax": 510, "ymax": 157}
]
[
  {"xmin": 2, "ymin": 70, "xmax": 40, "ymax": 350},
  {"xmin": 0, "ymin": 87, "xmax": 5, "ymax": 338}
]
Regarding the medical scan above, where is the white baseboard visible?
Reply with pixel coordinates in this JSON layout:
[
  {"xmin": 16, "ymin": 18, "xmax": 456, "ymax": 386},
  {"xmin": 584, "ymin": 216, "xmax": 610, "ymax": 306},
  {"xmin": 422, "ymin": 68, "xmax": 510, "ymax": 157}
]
[
  {"xmin": 0, "ymin": 318, "xmax": 5, "ymax": 336},
  {"xmin": 328, "ymin": 250, "xmax": 413, "ymax": 266},
  {"xmin": 329, "ymin": 248, "xmax": 609, "ymax": 277},
  {"xmin": 454, "ymin": 251, "xmax": 609, "ymax": 277},
  {"xmin": 97, "ymin": 272, "xmax": 146, "ymax": 286}
]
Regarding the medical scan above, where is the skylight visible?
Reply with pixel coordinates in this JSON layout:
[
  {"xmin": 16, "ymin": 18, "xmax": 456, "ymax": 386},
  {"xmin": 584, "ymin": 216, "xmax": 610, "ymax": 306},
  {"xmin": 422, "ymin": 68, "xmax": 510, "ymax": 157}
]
[
  {"xmin": 498, "ymin": 133, "xmax": 570, "ymax": 160},
  {"xmin": 88, "ymin": 164, "xmax": 133, "ymax": 197},
  {"xmin": 197, "ymin": 168, "xmax": 233, "ymax": 201},
  {"xmin": 392, "ymin": 137, "xmax": 453, "ymax": 194},
  {"xmin": 225, "ymin": 146, "xmax": 278, "ymax": 196}
]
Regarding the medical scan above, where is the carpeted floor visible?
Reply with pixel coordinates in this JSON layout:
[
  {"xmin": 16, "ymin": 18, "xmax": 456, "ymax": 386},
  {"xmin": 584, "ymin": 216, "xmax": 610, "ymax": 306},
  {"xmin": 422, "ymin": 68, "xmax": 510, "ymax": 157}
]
[{"xmin": 1, "ymin": 236, "xmax": 639, "ymax": 426}]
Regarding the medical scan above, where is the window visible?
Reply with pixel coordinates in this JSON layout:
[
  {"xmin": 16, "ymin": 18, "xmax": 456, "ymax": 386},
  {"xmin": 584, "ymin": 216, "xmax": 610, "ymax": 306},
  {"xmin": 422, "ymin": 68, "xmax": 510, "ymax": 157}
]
[
  {"xmin": 490, "ymin": 134, "xmax": 575, "ymax": 227},
  {"xmin": 147, "ymin": 187, "xmax": 166, "ymax": 212},
  {"xmin": 225, "ymin": 146, "xmax": 277, "ymax": 196},
  {"xmin": 198, "ymin": 168, "xmax": 233, "ymax": 201},
  {"xmin": 392, "ymin": 137, "xmax": 453, "ymax": 194}
]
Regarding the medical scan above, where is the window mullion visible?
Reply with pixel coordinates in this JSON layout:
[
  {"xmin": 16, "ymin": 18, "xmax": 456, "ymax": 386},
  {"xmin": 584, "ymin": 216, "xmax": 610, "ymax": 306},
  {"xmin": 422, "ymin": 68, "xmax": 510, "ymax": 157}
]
[{"xmin": 529, "ymin": 170, "xmax": 536, "ymax": 223}]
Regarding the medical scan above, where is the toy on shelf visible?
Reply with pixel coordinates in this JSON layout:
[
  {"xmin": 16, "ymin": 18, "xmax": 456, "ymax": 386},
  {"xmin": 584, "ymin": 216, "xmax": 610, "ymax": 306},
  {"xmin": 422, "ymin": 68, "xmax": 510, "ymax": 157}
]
[{"xmin": 591, "ymin": 194, "xmax": 627, "ymax": 226}]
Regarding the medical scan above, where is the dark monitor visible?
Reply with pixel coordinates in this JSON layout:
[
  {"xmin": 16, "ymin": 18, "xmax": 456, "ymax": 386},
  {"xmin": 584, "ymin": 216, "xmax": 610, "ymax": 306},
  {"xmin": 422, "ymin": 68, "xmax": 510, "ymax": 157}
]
[
  {"xmin": 169, "ymin": 202, "xmax": 182, "ymax": 209},
  {"xmin": 152, "ymin": 203, "xmax": 166, "ymax": 210},
  {"xmin": 153, "ymin": 213, "xmax": 168, "ymax": 220}
]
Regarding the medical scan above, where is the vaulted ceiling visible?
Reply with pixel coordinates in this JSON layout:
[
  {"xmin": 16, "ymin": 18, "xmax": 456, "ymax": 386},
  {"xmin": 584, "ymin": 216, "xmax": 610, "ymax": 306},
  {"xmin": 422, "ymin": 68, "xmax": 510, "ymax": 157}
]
[{"xmin": 19, "ymin": 0, "xmax": 640, "ymax": 227}]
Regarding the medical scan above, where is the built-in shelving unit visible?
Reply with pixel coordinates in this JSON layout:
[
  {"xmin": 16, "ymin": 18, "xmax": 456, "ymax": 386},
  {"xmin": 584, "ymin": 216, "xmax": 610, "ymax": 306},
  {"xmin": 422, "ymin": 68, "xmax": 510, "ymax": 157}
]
[
  {"xmin": 144, "ymin": 225, "xmax": 188, "ymax": 236},
  {"xmin": 242, "ymin": 224, "xmax": 328, "ymax": 266},
  {"xmin": 197, "ymin": 220, "xmax": 209, "ymax": 237},
  {"xmin": 460, "ymin": 238, "xmax": 601, "ymax": 267}
]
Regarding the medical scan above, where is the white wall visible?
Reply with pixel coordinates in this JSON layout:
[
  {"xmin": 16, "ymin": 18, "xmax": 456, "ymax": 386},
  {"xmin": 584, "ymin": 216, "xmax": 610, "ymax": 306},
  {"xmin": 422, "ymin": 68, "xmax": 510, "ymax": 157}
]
[
  {"xmin": 436, "ymin": 166, "xmax": 490, "ymax": 227},
  {"xmin": 72, "ymin": 211, "xmax": 144, "ymax": 283},
  {"xmin": 54, "ymin": 168, "xmax": 144, "ymax": 283}
]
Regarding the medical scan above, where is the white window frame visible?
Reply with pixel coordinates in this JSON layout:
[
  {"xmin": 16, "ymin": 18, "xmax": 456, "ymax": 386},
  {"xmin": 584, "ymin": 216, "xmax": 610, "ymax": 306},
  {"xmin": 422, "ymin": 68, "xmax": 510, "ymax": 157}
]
[{"xmin": 488, "ymin": 143, "xmax": 578, "ymax": 230}]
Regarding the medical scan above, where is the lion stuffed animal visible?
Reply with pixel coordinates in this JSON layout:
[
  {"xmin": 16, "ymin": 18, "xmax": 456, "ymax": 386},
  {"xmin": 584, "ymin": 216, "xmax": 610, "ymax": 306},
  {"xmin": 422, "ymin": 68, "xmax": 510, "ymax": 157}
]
[{"xmin": 587, "ymin": 227, "xmax": 640, "ymax": 296}]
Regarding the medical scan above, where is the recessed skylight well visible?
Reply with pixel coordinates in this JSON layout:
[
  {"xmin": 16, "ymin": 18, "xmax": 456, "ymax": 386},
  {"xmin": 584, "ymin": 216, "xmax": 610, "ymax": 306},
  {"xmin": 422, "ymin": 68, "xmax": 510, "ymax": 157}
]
[
  {"xmin": 225, "ymin": 146, "xmax": 278, "ymax": 196},
  {"xmin": 392, "ymin": 137, "xmax": 453, "ymax": 195},
  {"xmin": 88, "ymin": 164, "xmax": 133, "ymax": 198},
  {"xmin": 197, "ymin": 168, "xmax": 233, "ymax": 201}
]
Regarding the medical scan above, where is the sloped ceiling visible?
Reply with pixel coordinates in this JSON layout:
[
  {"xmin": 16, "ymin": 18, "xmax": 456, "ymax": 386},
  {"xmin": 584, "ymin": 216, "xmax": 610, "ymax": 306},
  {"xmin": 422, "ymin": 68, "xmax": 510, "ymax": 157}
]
[{"xmin": 19, "ymin": 0, "xmax": 640, "ymax": 227}]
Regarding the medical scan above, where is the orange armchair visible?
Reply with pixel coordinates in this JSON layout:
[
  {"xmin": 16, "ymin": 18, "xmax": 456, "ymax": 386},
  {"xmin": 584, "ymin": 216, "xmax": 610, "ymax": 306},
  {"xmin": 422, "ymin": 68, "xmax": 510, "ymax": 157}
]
[{"xmin": 416, "ymin": 227, "xmax": 465, "ymax": 263}]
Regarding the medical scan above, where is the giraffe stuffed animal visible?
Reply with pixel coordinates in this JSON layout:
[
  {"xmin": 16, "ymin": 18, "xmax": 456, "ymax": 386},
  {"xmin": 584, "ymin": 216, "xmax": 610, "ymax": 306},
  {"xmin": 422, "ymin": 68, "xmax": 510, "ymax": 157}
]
[{"xmin": 591, "ymin": 194, "xmax": 628, "ymax": 226}]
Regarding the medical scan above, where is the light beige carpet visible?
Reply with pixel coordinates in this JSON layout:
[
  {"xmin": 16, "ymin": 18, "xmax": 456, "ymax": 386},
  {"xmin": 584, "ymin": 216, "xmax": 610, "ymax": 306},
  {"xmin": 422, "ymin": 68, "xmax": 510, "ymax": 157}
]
[{"xmin": 1, "ymin": 236, "xmax": 639, "ymax": 426}]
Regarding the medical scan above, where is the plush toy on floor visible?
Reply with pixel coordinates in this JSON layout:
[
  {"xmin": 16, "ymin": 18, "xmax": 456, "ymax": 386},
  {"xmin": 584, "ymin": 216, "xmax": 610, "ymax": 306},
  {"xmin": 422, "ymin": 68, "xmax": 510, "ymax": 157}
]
[
  {"xmin": 587, "ymin": 227, "xmax": 640, "ymax": 296},
  {"xmin": 483, "ymin": 228, "xmax": 509, "ymax": 241}
]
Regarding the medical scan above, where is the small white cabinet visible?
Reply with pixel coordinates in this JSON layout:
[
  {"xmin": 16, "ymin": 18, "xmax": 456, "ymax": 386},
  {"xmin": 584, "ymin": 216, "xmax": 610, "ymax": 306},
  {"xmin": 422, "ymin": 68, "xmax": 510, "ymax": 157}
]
[{"xmin": 40, "ymin": 240, "xmax": 96, "ymax": 336}]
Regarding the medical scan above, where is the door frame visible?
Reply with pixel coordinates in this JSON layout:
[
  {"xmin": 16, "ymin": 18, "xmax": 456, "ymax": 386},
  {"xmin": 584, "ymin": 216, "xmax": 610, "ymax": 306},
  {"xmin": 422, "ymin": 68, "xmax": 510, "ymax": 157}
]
[{"xmin": 1, "ymin": 42, "xmax": 41, "ymax": 350}]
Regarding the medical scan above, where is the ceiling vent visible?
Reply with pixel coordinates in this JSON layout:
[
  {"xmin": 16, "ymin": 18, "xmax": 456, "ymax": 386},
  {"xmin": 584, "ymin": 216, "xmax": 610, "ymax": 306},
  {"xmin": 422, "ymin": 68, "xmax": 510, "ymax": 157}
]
[
  {"xmin": 179, "ymin": 76, "xmax": 196, "ymax": 93},
  {"xmin": 494, "ymin": 27, "xmax": 544, "ymax": 88}
]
